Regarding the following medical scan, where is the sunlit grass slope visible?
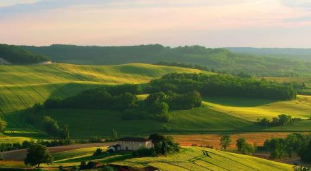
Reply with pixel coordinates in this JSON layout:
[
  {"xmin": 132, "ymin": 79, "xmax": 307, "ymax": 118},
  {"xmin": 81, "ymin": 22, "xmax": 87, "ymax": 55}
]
[
  {"xmin": 114, "ymin": 147, "xmax": 292, "ymax": 171},
  {"xmin": 203, "ymin": 95, "xmax": 311, "ymax": 121},
  {"xmin": 0, "ymin": 63, "xmax": 202, "ymax": 115},
  {"xmin": 53, "ymin": 146, "xmax": 107, "ymax": 162}
]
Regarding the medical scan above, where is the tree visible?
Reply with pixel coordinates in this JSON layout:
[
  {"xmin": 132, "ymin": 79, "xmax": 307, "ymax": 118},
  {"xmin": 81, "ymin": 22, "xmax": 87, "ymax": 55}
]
[
  {"xmin": 0, "ymin": 118, "xmax": 7, "ymax": 134},
  {"xmin": 111, "ymin": 129, "xmax": 118, "ymax": 139},
  {"xmin": 42, "ymin": 116, "xmax": 60, "ymax": 137},
  {"xmin": 299, "ymin": 140, "xmax": 311, "ymax": 163},
  {"xmin": 240, "ymin": 143, "xmax": 255, "ymax": 155},
  {"xmin": 220, "ymin": 135, "xmax": 232, "ymax": 150},
  {"xmin": 61, "ymin": 124, "xmax": 70, "ymax": 139},
  {"xmin": 151, "ymin": 102, "xmax": 169, "ymax": 115},
  {"xmin": 24, "ymin": 144, "xmax": 53, "ymax": 167},
  {"xmin": 236, "ymin": 138, "xmax": 246, "ymax": 151},
  {"xmin": 149, "ymin": 133, "xmax": 165, "ymax": 145}
]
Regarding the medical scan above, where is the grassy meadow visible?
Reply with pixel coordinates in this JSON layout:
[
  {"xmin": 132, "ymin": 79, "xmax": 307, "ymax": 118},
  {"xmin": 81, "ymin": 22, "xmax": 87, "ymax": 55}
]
[
  {"xmin": 43, "ymin": 100, "xmax": 311, "ymax": 138},
  {"xmin": 203, "ymin": 95, "xmax": 311, "ymax": 120},
  {"xmin": 42, "ymin": 106, "xmax": 254, "ymax": 138}
]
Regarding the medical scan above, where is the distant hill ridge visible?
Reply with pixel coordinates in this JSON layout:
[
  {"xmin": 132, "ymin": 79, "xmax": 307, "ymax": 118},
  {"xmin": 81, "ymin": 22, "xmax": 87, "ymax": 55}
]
[
  {"xmin": 22, "ymin": 44, "xmax": 311, "ymax": 77},
  {"xmin": 0, "ymin": 44, "xmax": 50, "ymax": 64},
  {"xmin": 0, "ymin": 58, "xmax": 10, "ymax": 64}
]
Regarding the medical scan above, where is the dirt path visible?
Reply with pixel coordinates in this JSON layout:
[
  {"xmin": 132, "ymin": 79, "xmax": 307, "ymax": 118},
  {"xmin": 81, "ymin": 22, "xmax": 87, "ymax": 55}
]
[{"xmin": 1, "ymin": 142, "xmax": 114, "ymax": 161}]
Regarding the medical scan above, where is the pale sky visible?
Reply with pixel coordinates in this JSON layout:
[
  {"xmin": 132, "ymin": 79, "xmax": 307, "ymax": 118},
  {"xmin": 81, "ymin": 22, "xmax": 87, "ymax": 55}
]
[{"xmin": 0, "ymin": 0, "xmax": 311, "ymax": 47}]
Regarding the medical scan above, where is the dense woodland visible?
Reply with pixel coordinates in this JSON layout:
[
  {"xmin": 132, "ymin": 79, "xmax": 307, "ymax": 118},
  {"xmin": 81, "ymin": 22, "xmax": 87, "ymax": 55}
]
[
  {"xmin": 148, "ymin": 73, "xmax": 297, "ymax": 100},
  {"xmin": 0, "ymin": 44, "xmax": 49, "ymax": 64},
  {"xmin": 22, "ymin": 44, "xmax": 311, "ymax": 76}
]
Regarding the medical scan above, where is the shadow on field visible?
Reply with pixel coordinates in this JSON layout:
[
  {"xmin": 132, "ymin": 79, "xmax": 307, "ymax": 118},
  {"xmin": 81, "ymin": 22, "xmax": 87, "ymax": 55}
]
[
  {"xmin": 203, "ymin": 97, "xmax": 279, "ymax": 107},
  {"xmin": 3, "ymin": 111, "xmax": 47, "ymax": 139}
]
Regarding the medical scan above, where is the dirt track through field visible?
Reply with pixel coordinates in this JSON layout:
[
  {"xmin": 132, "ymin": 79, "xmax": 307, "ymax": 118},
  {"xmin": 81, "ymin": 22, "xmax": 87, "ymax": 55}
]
[{"xmin": 1, "ymin": 143, "xmax": 114, "ymax": 161}]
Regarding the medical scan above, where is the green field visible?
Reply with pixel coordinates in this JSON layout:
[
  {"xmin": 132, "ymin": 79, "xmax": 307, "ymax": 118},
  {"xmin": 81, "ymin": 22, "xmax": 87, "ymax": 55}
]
[
  {"xmin": 47, "ymin": 147, "xmax": 292, "ymax": 171},
  {"xmin": 53, "ymin": 146, "xmax": 107, "ymax": 162},
  {"xmin": 114, "ymin": 147, "xmax": 293, "ymax": 171},
  {"xmin": 43, "ymin": 100, "xmax": 311, "ymax": 138},
  {"xmin": 2, "ymin": 63, "xmax": 311, "ymax": 141},
  {"xmin": 42, "ymin": 106, "xmax": 255, "ymax": 138},
  {"xmin": 203, "ymin": 95, "xmax": 311, "ymax": 120}
]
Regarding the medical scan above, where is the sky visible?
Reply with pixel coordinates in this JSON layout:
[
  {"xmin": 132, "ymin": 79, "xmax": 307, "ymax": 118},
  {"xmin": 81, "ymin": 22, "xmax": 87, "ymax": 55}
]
[{"xmin": 0, "ymin": 0, "xmax": 311, "ymax": 48}]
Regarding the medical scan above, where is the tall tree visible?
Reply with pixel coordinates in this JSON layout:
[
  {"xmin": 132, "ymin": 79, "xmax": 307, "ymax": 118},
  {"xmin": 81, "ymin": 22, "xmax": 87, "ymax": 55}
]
[
  {"xmin": 0, "ymin": 118, "xmax": 7, "ymax": 134},
  {"xmin": 111, "ymin": 129, "xmax": 118, "ymax": 139},
  {"xmin": 61, "ymin": 124, "xmax": 70, "ymax": 140},
  {"xmin": 24, "ymin": 144, "xmax": 53, "ymax": 168},
  {"xmin": 220, "ymin": 135, "xmax": 232, "ymax": 150}
]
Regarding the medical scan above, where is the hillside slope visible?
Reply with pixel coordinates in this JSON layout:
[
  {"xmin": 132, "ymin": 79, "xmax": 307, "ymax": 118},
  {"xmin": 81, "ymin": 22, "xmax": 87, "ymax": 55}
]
[
  {"xmin": 114, "ymin": 147, "xmax": 292, "ymax": 171},
  {"xmin": 0, "ymin": 44, "xmax": 49, "ymax": 64},
  {"xmin": 0, "ymin": 63, "xmax": 202, "ymax": 115}
]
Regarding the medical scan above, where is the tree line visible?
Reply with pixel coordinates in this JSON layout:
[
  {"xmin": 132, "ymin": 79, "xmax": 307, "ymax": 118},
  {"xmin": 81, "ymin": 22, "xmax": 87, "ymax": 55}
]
[
  {"xmin": 257, "ymin": 114, "xmax": 301, "ymax": 127},
  {"xmin": 0, "ymin": 44, "xmax": 49, "ymax": 64},
  {"xmin": 23, "ymin": 44, "xmax": 311, "ymax": 77},
  {"xmin": 147, "ymin": 73, "xmax": 297, "ymax": 100},
  {"xmin": 261, "ymin": 133, "xmax": 311, "ymax": 163}
]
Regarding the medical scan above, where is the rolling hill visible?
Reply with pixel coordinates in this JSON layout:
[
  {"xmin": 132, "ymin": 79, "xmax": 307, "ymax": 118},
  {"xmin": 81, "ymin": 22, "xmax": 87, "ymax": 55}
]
[
  {"xmin": 0, "ymin": 146, "xmax": 293, "ymax": 171},
  {"xmin": 113, "ymin": 147, "xmax": 293, "ymax": 171},
  {"xmin": 0, "ymin": 63, "xmax": 202, "ymax": 115},
  {"xmin": 22, "ymin": 44, "xmax": 311, "ymax": 77},
  {"xmin": 2, "ymin": 63, "xmax": 311, "ymax": 139}
]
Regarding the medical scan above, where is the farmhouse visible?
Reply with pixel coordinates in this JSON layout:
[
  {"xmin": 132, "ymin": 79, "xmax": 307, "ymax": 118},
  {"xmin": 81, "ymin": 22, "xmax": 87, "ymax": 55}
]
[{"xmin": 116, "ymin": 137, "xmax": 153, "ymax": 151}]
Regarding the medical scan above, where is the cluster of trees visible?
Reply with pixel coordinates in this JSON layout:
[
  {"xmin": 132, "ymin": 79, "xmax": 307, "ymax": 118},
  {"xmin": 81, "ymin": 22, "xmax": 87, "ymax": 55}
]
[
  {"xmin": 23, "ymin": 44, "xmax": 311, "ymax": 77},
  {"xmin": 220, "ymin": 135, "xmax": 255, "ymax": 155},
  {"xmin": 262, "ymin": 133, "xmax": 311, "ymax": 162},
  {"xmin": 42, "ymin": 116, "xmax": 69, "ymax": 139},
  {"xmin": 132, "ymin": 133, "xmax": 180, "ymax": 157},
  {"xmin": 43, "ymin": 84, "xmax": 202, "ymax": 122},
  {"xmin": 44, "ymin": 84, "xmax": 140, "ymax": 110},
  {"xmin": 236, "ymin": 138, "xmax": 255, "ymax": 155},
  {"xmin": 257, "ymin": 114, "xmax": 298, "ymax": 127},
  {"xmin": 148, "ymin": 73, "xmax": 297, "ymax": 100},
  {"xmin": 0, "ymin": 44, "xmax": 49, "ymax": 64}
]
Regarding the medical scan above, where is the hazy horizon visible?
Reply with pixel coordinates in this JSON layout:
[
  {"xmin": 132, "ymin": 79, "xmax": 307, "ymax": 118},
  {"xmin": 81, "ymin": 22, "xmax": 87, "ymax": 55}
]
[{"xmin": 1, "ymin": 0, "xmax": 311, "ymax": 48}]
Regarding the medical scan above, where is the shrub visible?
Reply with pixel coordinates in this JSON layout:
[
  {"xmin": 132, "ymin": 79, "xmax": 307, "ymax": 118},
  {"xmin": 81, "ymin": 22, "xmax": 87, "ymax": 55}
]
[{"xmin": 93, "ymin": 148, "xmax": 103, "ymax": 156}]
